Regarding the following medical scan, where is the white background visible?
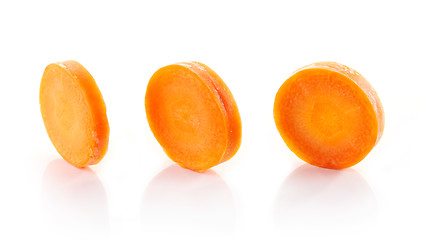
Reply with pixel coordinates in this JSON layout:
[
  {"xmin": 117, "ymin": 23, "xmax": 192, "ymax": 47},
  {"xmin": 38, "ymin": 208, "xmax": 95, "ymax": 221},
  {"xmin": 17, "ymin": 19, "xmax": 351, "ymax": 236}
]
[{"xmin": 1, "ymin": 0, "xmax": 422, "ymax": 239}]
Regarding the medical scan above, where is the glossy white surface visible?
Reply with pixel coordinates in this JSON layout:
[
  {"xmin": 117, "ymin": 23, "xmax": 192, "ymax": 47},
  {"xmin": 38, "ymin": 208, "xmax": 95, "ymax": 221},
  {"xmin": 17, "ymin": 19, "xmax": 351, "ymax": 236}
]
[{"xmin": 1, "ymin": 0, "xmax": 422, "ymax": 239}]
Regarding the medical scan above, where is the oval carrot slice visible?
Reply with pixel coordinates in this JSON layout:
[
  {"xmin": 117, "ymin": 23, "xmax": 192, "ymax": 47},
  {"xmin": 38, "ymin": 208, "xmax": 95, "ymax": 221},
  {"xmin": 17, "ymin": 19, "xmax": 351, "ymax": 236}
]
[
  {"xmin": 274, "ymin": 62, "xmax": 384, "ymax": 169},
  {"xmin": 40, "ymin": 60, "xmax": 109, "ymax": 167},
  {"xmin": 145, "ymin": 62, "xmax": 242, "ymax": 172}
]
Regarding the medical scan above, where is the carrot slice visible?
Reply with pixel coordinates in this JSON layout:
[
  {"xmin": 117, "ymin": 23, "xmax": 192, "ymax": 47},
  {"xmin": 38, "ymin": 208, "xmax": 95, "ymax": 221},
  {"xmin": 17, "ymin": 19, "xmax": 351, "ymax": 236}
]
[
  {"xmin": 274, "ymin": 62, "xmax": 384, "ymax": 169},
  {"xmin": 145, "ymin": 62, "xmax": 242, "ymax": 172},
  {"xmin": 40, "ymin": 60, "xmax": 109, "ymax": 167}
]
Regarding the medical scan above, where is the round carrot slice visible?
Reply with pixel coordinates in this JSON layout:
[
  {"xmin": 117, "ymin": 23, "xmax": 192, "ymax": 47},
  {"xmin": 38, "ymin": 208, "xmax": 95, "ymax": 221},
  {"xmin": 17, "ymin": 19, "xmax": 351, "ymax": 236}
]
[
  {"xmin": 145, "ymin": 62, "xmax": 242, "ymax": 172},
  {"xmin": 274, "ymin": 62, "xmax": 384, "ymax": 169},
  {"xmin": 40, "ymin": 60, "xmax": 109, "ymax": 167}
]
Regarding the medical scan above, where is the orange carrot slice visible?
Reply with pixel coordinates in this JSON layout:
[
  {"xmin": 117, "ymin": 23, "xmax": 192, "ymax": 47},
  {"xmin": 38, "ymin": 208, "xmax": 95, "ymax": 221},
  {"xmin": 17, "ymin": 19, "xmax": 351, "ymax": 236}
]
[
  {"xmin": 145, "ymin": 62, "xmax": 242, "ymax": 172},
  {"xmin": 40, "ymin": 60, "xmax": 109, "ymax": 167},
  {"xmin": 274, "ymin": 62, "xmax": 384, "ymax": 169}
]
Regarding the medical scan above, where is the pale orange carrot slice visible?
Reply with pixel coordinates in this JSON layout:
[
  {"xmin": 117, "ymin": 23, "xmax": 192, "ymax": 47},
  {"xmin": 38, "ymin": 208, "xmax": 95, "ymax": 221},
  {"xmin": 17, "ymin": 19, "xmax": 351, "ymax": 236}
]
[
  {"xmin": 40, "ymin": 60, "xmax": 109, "ymax": 167},
  {"xmin": 274, "ymin": 62, "xmax": 384, "ymax": 169},
  {"xmin": 145, "ymin": 62, "xmax": 242, "ymax": 172}
]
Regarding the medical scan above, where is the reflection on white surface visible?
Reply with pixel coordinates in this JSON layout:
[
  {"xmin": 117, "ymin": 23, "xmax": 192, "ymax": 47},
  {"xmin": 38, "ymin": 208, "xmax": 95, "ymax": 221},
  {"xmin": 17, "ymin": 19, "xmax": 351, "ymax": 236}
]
[
  {"xmin": 141, "ymin": 164, "xmax": 235, "ymax": 233},
  {"xmin": 42, "ymin": 160, "xmax": 109, "ymax": 239},
  {"xmin": 275, "ymin": 164, "xmax": 376, "ymax": 234}
]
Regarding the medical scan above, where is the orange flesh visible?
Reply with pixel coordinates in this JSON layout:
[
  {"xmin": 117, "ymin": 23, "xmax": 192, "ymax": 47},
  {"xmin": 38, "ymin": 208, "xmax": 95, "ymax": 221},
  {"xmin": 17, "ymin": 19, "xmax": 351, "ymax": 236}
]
[
  {"xmin": 145, "ymin": 62, "xmax": 242, "ymax": 172},
  {"xmin": 40, "ymin": 60, "xmax": 109, "ymax": 167},
  {"xmin": 274, "ymin": 62, "xmax": 384, "ymax": 169}
]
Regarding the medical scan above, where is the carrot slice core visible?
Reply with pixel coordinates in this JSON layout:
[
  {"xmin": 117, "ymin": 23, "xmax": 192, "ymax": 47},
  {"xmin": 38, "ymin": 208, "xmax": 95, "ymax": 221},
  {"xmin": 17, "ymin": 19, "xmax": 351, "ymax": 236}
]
[
  {"xmin": 274, "ymin": 62, "xmax": 384, "ymax": 169},
  {"xmin": 40, "ymin": 60, "xmax": 109, "ymax": 167}
]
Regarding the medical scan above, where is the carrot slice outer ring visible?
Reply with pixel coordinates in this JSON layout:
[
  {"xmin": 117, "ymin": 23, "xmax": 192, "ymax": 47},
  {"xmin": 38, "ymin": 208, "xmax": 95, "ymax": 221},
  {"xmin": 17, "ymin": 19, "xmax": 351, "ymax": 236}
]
[
  {"xmin": 274, "ymin": 62, "xmax": 384, "ymax": 169},
  {"xmin": 40, "ymin": 60, "xmax": 109, "ymax": 167},
  {"xmin": 145, "ymin": 62, "xmax": 242, "ymax": 172}
]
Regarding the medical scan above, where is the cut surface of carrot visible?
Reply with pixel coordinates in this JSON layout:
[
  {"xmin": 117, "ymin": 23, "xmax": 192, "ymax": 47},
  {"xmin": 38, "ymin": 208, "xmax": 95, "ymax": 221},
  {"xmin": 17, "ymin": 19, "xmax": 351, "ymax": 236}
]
[
  {"xmin": 40, "ymin": 60, "xmax": 109, "ymax": 167},
  {"xmin": 274, "ymin": 62, "xmax": 384, "ymax": 169},
  {"xmin": 145, "ymin": 62, "xmax": 242, "ymax": 172}
]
